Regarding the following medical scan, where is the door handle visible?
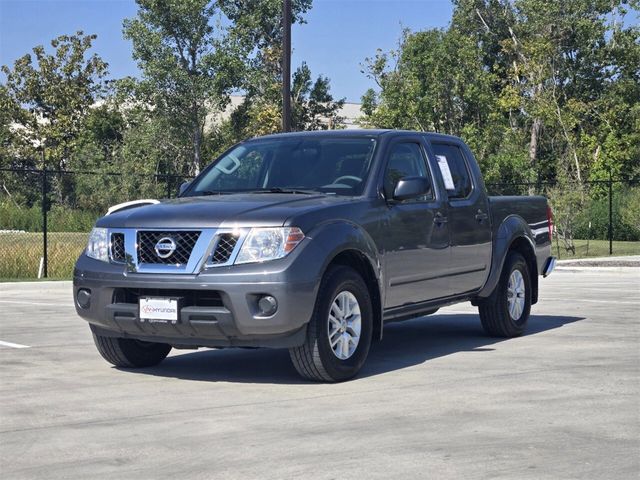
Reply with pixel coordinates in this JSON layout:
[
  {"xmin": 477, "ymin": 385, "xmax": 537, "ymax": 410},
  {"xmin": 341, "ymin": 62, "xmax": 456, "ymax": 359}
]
[
  {"xmin": 475, "ymin": 210, "xmax": 489, "ymax": 222},
  {"xmin": 434, "ymin": 213, "xmax": 448, "ymax": 225}
]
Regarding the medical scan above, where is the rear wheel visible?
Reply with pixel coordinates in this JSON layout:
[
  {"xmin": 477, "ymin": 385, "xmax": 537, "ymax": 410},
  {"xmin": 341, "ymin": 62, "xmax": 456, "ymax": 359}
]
[
  {"xmin": 92, "ymin": 330, "xmax": 171, "ymax": 368},
  {"xmin": 478, "ymin": 252, "xmax": 531, "ymax": 337},
  {"xmin": 289, "ymin": 265, "xmax": 373, "ymax": 382}
]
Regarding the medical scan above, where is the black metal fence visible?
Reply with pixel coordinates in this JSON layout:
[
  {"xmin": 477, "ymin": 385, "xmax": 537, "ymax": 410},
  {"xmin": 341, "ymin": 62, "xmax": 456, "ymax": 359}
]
[
  {"xmin": 1, "ymin": 167, "xmax": 638, "ymax": 279},
  {"xmin": 0, "ymin": 167, "xmax": 193, "ymax": 279},
  {"xmin": 484, "ymin": 177, "xmax": 640, "ymax": 258}
]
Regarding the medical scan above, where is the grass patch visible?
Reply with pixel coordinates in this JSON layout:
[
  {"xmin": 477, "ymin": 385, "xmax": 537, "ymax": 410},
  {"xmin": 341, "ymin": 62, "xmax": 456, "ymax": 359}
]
[
  {"xmin": 552, "ymin": 239, "xmax": 640, "ymax": 259},
  {"xmin": 0, "ymin": 231, "xmax": 88, "ymax": 279},
  {"xmin": 1, "ymin": 232, "xmax": 638, "ymax": 281}
]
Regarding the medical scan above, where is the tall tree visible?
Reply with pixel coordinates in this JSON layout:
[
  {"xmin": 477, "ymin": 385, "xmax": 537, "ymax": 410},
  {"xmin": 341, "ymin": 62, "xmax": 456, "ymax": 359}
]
[
  {"xmin": 361, "ymin": 0, "xmax": 639, "ymax": 184},
  {"xmin": 291, "ymin": 62, "xmax": 345, "ymax": 130},
  {"xmin": 122, "ymin": 0, "xmax": 243, "ymax": 174},
  {"xmin": 361, "ymin": 28, "xmax": 501, "ymax": 160},
  {"xmin": 218, "ymin": 0, "xmax": 343, "ymax": 136},
  {"xmin": 1, "ymin": 32, "xmax": 108, "ymax": 170}
]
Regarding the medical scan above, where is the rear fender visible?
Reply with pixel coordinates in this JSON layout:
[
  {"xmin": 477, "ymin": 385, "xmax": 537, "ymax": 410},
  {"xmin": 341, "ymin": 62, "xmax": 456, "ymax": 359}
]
[{"xmin": 477, "ymin": 215, "xmax": 537, "ymax": 300}]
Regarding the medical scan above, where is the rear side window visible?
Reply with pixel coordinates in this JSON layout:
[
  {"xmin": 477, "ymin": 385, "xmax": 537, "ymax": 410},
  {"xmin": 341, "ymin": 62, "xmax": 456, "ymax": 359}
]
[{"xmin": 431, "ymin": 143, "xmax": 472, "ymax": 199}]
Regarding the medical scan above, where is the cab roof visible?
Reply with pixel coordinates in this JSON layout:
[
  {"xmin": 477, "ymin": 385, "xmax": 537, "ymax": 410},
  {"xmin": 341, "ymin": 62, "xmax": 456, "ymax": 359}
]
[{"xmin": 250, "ymin": 129, "xmax": 461, "ymax": 142}]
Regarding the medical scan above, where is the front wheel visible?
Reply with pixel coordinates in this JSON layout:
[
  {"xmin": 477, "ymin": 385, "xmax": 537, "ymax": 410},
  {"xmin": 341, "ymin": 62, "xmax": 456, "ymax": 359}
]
[
  {"xmin": 478, "ymin": 252, "xmax": 531, "ymax": 337},
  {"xmin": 289, "ymin": 266, "xmax": 373, "ymax": 382},
  {"xmin": 92, "ymin": 330, "xmax": 171, "ymax": 368}
]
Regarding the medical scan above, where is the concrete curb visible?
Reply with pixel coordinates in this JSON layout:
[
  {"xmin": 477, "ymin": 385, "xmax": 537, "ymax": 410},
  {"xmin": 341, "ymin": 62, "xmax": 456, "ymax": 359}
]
[{"xmin": 557, "ymin": 255, "xmax": 639, "ymax": 268}]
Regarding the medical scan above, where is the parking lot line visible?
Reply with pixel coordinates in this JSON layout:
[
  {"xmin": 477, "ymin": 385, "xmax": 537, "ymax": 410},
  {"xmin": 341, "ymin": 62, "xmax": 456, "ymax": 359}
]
[
  {"xmin": 543, "ymin": 298, "xmax": 639, "ymax": 305},
  {"xmin": 0, "ymin": 300, "xmax": 73, "ymax": 307},
  {"xmin": 0, "ymin": 340, "xmax": 30, "ymax": 349}
]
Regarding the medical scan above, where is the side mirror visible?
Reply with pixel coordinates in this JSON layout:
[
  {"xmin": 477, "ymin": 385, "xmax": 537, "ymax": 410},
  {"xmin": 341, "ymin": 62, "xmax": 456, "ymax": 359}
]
[
  {"xmin": 179, "ymin": 181, "xmax": 191, "ymax": 196},
  {"xmin": 392, "ymin": 176, "xmax": 431, "ymax": 201}
]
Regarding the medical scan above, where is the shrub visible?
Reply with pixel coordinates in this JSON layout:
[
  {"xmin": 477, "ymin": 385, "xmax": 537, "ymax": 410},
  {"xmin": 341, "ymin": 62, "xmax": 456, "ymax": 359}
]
[
  {"xmin": 574, "ymin": 187, "xmax": 640, "ymax": 241},
  {"xmin": 0, "ymin": 202, "xmax": 99, "ymax": 232}
]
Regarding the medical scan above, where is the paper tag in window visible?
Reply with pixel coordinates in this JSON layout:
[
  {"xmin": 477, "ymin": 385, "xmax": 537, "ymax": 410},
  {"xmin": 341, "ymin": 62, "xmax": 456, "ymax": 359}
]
[{"xmin": 436, "ymin": 155, "xmax": 455, "ymax": 190}]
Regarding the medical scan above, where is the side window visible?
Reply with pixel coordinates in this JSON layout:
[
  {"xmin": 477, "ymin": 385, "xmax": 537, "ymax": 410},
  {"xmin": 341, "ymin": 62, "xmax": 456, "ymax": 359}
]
[
  {"xmin": 431, "ymin": 143, "xmax": 472, "ymax": 199},
  {"xmin": 384, "ymin": 142, "xmax": 433, "ymax": 201}
]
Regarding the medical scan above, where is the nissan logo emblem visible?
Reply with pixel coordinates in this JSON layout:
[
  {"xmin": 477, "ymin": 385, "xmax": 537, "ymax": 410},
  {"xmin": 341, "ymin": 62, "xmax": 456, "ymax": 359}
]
[{"xmin": 154, "ymin": 237, "xmax": 177, "ymax": 259}]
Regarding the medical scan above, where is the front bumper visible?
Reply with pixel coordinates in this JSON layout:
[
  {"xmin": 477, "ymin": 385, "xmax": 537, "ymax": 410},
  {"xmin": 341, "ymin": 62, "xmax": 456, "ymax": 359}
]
[{"xmin": 73, "ymin": 252, "xmax": 319, "ymax": 349}]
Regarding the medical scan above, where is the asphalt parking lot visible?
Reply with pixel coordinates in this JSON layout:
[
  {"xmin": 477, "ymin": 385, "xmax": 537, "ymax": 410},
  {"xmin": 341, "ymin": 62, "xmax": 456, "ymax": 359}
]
[{"xmin": 1, "ymin": 267, "xmax": 638, "ymax": 479}]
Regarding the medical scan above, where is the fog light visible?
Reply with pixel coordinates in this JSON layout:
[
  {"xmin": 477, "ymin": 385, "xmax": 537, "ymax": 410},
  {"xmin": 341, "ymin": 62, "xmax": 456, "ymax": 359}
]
[
  {"xmin": 257, "ymin": 295, "xmax": 277, "ymax": 316},
  {"xmin": 77, "ymin": 288, "xmax": 91, "ymax": 309}
]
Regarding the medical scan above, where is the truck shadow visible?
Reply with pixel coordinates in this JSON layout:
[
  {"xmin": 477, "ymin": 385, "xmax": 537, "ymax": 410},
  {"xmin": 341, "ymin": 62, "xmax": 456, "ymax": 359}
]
[{"xmin": 129, "ymin": 313, "xmax": 584, "ymax": 384}]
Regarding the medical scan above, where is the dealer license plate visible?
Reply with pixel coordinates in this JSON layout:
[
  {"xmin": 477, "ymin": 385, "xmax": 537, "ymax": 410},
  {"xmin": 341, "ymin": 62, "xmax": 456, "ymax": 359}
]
[{"xmin": 139, "ymin": 297, "xmax": 179, "ymax": 323}]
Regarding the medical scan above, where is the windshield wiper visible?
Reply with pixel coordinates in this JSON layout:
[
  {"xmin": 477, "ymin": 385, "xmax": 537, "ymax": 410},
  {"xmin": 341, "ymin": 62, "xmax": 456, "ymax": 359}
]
[{"xmin": 243, "ymin": 187, "xmax": 321, "ymax": 195}]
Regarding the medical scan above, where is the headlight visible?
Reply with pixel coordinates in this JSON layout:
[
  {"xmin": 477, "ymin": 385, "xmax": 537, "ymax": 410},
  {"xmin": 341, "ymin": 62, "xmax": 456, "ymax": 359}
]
[
  {"xmin": 86, "ymin": 227, "xmax": 109, "ymax": 262},
  {"xmin": 235, "ymin": 227, "xmax": 304, "ymax": 264}
]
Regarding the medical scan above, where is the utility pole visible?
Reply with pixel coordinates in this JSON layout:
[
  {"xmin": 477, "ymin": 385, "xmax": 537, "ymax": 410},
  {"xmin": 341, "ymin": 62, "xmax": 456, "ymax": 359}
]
[{"xmin": 282, "ymin": 0, "xmax": 292, "ymax": 132}]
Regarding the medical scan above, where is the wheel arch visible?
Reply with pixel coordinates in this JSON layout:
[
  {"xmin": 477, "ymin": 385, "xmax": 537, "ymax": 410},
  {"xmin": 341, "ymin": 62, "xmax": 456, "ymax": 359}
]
[
  {"xmin": 306, "ymin": 220, "xmax": 384, "ymax": 342},
  {"xmin": 477, "ymin": 215, "xmax": 539, "ymax": 304},
  {"xmin": 325, "ymin": 249, "xmax": 383, "ymax": 342}
]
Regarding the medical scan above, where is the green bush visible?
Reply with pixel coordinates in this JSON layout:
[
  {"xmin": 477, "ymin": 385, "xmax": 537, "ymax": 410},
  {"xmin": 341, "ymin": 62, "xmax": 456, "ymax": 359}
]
[
  {"xmin": 0, "ymin": 202, "xmax": 42, "ymax": 231},
  {"xmin": 0, "ymin": 202, "xmax": 99, "ymax": 232},
  {"xmin": 574, "ymin": 187, "xmax": 640, "ymax": 241}
]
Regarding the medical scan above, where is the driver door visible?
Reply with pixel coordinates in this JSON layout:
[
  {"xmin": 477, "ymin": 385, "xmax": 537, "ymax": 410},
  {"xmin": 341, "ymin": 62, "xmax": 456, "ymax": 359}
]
[{"xmin": 383, "ymin": 140, "xmax": 451, "ymax": 307}]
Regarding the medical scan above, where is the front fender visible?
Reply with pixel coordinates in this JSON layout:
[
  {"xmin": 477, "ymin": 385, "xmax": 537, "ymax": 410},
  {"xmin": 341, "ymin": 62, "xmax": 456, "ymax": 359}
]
[
  {"xmin": 477, "ymin": 215, "xmax": 536, "ymax": 298},
  {"xmin": 308, "ymin": 221, "xmax": 382, "ymax": 283},
  {"xmin": 298, "ymin": 220, "xmax": 384, "ymax": 339}
]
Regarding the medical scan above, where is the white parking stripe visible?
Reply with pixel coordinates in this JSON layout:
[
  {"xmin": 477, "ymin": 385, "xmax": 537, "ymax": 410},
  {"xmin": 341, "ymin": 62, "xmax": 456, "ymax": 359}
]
[
  {"xmin": 0, "ymin": 300, "xmax": 73, "ymax": 307},
  {"xmin": 581, "ymin": 299, "xmax": 639, "ymax": 305},
  {"xmin": 0, "ymin": 340, "xmax": 30, "ymax": 349}
]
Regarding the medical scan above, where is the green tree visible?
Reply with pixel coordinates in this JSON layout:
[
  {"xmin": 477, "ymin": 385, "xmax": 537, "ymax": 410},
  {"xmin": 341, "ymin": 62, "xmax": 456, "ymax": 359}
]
[
  {"xmin": 361, "ymin": 28, "xmax": 501, "ymax": 158},
  {"xmin": 122, "ymin": 0, "xmax": 243, "ymax": 175},
  {"xmin": 362, "ymin": 0, "xmax": 639, "ymax": 185},
  {"xmin": 219, "ymin": 0, "xmax": 343, "ymax": 137},
  {"xmin": 291, "ymin": 62, "xmax": 344, "ymax": 130},
  {"xmin": 1, "ymin": 32, "xmax": 108, "ymax": 171}
]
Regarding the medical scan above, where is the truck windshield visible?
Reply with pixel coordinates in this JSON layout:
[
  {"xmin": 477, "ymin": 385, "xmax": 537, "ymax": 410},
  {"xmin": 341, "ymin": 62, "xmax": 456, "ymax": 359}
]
[{"xmin": 185, "ymin": 137, "xmax": 377, "ymax": 196}]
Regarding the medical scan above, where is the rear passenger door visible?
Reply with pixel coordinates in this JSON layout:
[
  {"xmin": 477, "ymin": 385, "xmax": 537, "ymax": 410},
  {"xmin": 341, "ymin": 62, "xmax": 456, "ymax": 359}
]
[{"xmin": 429, "ymin": 141, "xmax": 492, "ymax": 295}]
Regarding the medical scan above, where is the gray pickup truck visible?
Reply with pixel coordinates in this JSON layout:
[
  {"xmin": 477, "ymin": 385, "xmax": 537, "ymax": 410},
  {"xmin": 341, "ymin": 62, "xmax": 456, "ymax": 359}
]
[{"xmin": 74, "ymin": 130, "xmax": 555, "ymax": 381}]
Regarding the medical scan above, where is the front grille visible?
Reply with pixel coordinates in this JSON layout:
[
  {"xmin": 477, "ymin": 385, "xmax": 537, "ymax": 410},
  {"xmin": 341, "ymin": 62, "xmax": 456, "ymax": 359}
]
[
  {"xmin": 137, "ymin": 231, "xmax": 201, "ymax": 265},
  {"xmin": 113, "ymin": 288, "xmax": 224, "ymax": 308},
  {"xmin": 110, "ymin": 233, "xmax": 125, "ymax": 262},
  {"xmin": 209, "ymin": 233, "xmax": 239, "ymax": 265}
]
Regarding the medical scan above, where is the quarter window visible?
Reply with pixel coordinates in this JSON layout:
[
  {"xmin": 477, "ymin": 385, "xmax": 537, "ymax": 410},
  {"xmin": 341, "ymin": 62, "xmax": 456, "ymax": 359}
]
[{"xmin": 431, "ymin": 143, "xmax": 472, "ymax": 199}]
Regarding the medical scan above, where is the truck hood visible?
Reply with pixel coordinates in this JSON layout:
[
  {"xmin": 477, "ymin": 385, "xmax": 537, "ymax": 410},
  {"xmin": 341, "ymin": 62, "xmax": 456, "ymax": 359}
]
[{"xmin": 95, "ymin": 193, "xmax": 357, "ymax": 229}]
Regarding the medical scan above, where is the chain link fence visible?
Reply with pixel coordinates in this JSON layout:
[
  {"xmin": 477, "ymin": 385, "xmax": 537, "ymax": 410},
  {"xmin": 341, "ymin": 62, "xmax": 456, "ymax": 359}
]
[
  {"xmin": 485, "ymin": 178, "xmax": 640, "ymax": 259},
  {"xmin": 1, "ymin": 167, "xmax": 639, "ymax": 279},
  {"xmin": 1, "ymin": 167, "xmax": 192, "ymax": 279}
]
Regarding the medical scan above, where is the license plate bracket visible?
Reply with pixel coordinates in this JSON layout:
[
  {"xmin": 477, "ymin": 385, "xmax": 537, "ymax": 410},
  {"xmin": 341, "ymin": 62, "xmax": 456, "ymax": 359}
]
[{"xmin": 139, "ymin": 297, "xmax": 180, "ymax": 323}]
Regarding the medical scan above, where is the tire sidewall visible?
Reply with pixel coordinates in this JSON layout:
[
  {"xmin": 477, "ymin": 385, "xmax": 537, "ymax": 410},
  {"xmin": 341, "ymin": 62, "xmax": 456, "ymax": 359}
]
[
  {"xmin": 499, "ymin": 253, "xmax": 531, "ymax": 330},
  {"xmin": 314, "ymin": 268, "xmax": 373, "ymax": 381},
  {"xmin": 119, "ymin": 337, "xmax": 171, "ymax": 367}
]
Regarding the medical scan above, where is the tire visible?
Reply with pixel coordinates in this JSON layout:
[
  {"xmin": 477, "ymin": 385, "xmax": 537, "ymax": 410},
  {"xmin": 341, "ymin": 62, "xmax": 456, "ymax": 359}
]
[
  {"xmin": 289, "ymin": 265, "xmax": 373, "ymax": 382},
  {"xmin": 92, "ymin": 331, "xmax": 171, "ymax": 368},
  {"xmin": 478, "ymin": 252, "xmax": 531, "ymax": 337}
]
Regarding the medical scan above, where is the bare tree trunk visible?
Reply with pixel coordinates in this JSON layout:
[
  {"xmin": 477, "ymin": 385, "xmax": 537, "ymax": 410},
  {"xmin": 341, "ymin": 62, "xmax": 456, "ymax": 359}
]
[
  {"xmin": 528, "ymin": 117, "xmax": 541, "ymax": 194},
  {"xmin": 193, "ymin": 126, "xmax": 202, "ymax": 176}
]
